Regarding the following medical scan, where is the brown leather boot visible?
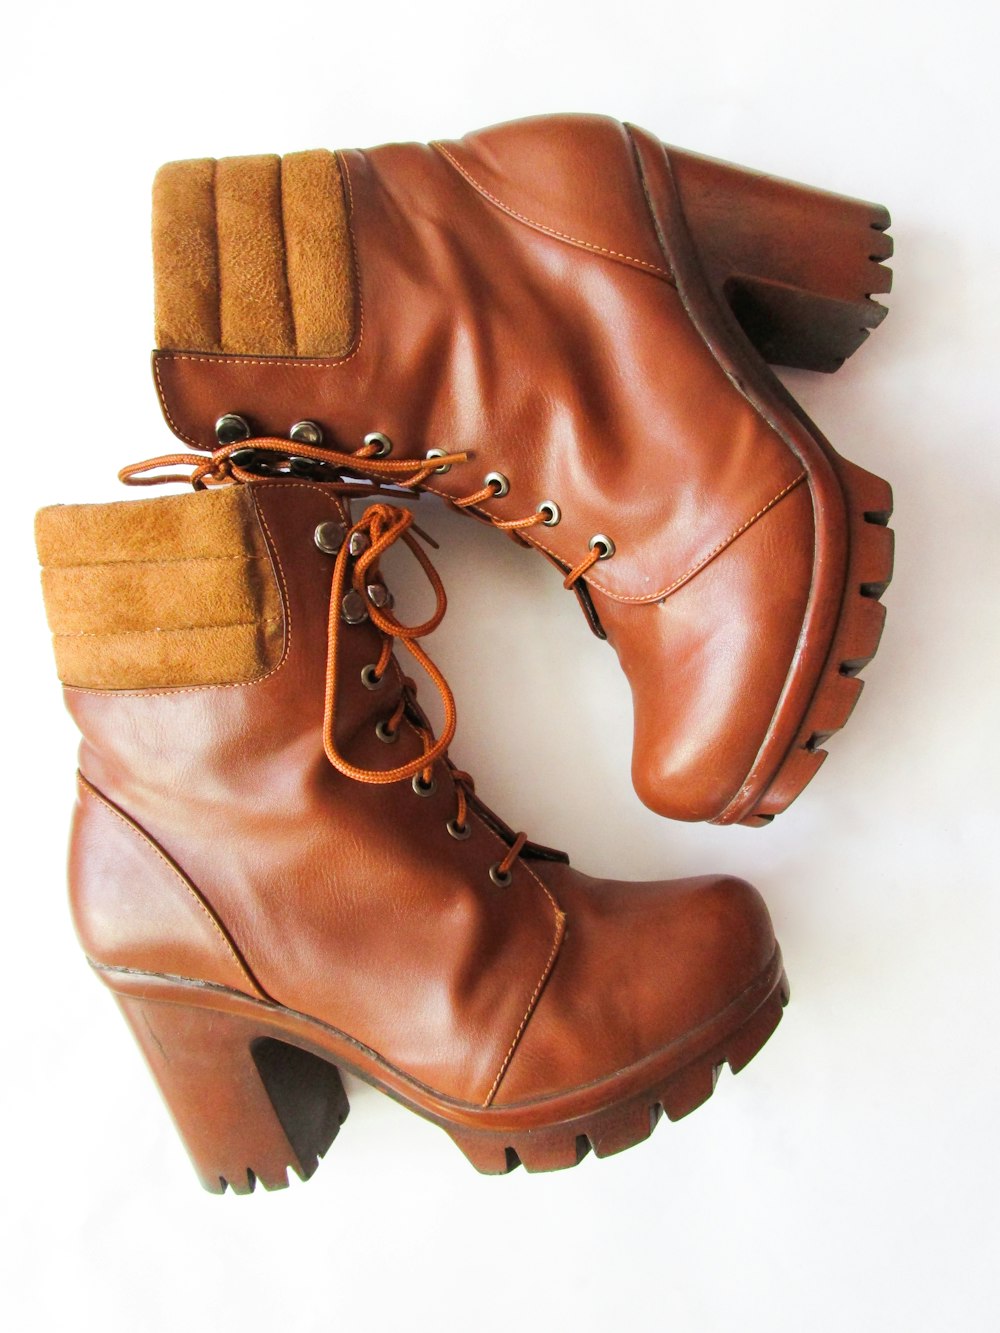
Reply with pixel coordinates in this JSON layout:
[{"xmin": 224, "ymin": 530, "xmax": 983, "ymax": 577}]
[
  {"xmin": 36, "ymin": 468, "xmax": 787, "ymax": 1191},
  {"xmin": 149, "ymin": 113, "xmax": 894, "ymax": 826}
]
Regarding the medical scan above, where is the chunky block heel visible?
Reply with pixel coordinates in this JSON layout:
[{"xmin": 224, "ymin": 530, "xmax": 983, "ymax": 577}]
[
  {"xmin": 666, "ymin": 145, "xmax": 892, "ymax": 372},
  {"xmin": 111, "ymin": 988, "xmax": 349, "ymax": 1194},
  {"xmin": 93, "ymin": 947, "xmax": 786, "ymax": 1189}
]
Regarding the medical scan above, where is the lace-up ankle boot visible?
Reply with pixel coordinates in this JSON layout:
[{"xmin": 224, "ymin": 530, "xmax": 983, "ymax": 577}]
[
  {"xmin": 149, "ymin": 113, "xmax": 894, "ymax": 826},
  {"xmin": 36, "ymin": 459, "xmax": 787, "ymax": 1190}
]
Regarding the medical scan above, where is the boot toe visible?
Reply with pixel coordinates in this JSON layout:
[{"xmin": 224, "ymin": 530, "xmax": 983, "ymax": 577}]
[{"xmin": 489, "ymin": 867, "xmax": 778, "ymax": 1106}]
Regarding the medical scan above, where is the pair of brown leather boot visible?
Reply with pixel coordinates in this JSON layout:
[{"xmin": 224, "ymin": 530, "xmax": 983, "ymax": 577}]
[{"xmin": 37, "ymin": 114, "xmax": 892, "ymax": 1191}]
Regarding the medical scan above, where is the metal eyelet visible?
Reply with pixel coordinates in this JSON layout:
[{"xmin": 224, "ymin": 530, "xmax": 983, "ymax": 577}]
[
  {"xmin": 537, "ymin": 501, "xmax": 561, "ymax": 526},
  {"xmin": 314, "ymin": 521, "xmax": 346, "ymax": 554},
  {"xmin": 489, "ymin": 863, "xmax": 513, "ymax": 888},
  {"xmin": 215, "ymin": 413, "xmax": 251, "ymax": 445},
  {"xmin": 290, "ymin": 420, "xmax": 323, "ymax": 446},
  {"xmin": 412, "ymin": 774, "xmax": 437, "ymax": 798},
  {"xmin": 361, "ymin": 664, "xmax": 384, "ymax": 691},
  {"xmin": 425, "ymin": 448, "xmax": 451, "ymax": 474},
  {"xmin": 364, "ymin": 432, "xmax": 393, "ymax": 457},
  {"xmin": 341, "ymin": 590, "xmax": 368, "ymax": 624},
  {"xmin": 484, "ymin": 471, "xmax": 510, "ymax": 497},
  {"xmin": 375, "ymin": 720, "xmax": 398, "ymax": 744},
  {"xmin": 588, "ymin": 533, "xmax": 616, "ymax": 560},
  {"xmin": 349, "ymin": 531, "xmax": 370, "ymax": 557},
  {"xmin": 289, "ymin": 457, "xmax": 320, "ymax": 477},
  {"xmin": 446, "ymin": 819, "xmax": 472, "ymax": 841},
  {"xmin": 230, "ymin": 447, "xmax": 260, "ymax": 469},
  {"xmin": 367, "ymin": 583, "xmax": 393, "ymax": 610}
]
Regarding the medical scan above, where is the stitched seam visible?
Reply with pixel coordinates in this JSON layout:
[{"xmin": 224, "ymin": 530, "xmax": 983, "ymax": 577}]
[
  {"xmin": 213, "ymin": 158, "xmax": 226, "ymax": 353},
  {"xmin": 483, "ymin": 864, "xmax": 566, "ymax": 1107},
  {"xmin": 486, "ymin": 946, "xmax": 782, "ymax": 1109},
  {"xmin": 77, "ymin": 773, "xmax": 267, "ymax": 999},
  {"xmin": 208, "ymin": 160, "xmax": 221, "ymax": 349},
  {"xmin": 342, "ymin": 645, "xmax": 567, "ymax": 1108},
  {"xmin": 54, "ymin": 617, "xmax": 281, "ymax": 639},
  {"xmin": 349, "ymin": 446, "xmax": 804, "ymax": 604},
  {"xmin": 152, "ymin": 152, "xmax": 365, "ymax": 446},
  {"xmin": 277, "ymin": 155, "xmax": 297, "ymax": 354},
  {"xmin": 624, "ymin": 121, "xmax": 679, "ymax": 285},
  {"xmin": 62, "ymin": 480, "xmax": 352, "ymax": 698},
  {"xmin": 41, "ymin": 553, "xmax": 270, "ymax": 570},
  {"xmin": 511, "ymin": 472, "xmax": 809, "ymax": 604},
  {"xmin": 613, "ymin": 473, "xmax": 808, "ymax": 601},
  {"xmin": 430, "ymin": 142, "xmax": 673, "ymax": 280}
]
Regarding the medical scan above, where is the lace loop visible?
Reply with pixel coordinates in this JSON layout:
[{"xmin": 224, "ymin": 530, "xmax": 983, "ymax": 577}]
[
  {"xmin": 323, "ymin": 504, "xmax": 456, "ymax": 786},
  {"xmin": 562, "ymin": 545, "xmax": 603, "ymax": 589},
  {"xmin": 121, "ymin": 433, "xmax": 612, "ymax": 590},
  {"xmin": 120, "ymin": 436, "xmax": 468, "ymax": 491},
  {"xmin": 115, "ymin": 432, "xmax": 542, "ymax": 883}
]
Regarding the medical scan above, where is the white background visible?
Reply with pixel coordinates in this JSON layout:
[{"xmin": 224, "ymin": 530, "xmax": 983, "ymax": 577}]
[{"xmin": 2, "ymin": 2, "xmax": 998, "ymax": 1329}]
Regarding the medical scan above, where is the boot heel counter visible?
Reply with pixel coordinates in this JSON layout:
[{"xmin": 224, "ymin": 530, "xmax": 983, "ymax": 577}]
[{"xmin": 70, "ymin": 774, "xmax": 264, "ymax": 998}]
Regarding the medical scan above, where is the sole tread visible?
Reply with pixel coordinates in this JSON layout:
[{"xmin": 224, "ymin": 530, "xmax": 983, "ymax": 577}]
[
  {"xmin": 448, "ymin": 973, "xmax": 788, "ymax": 1174},
  {"xmin": 741, "ymin": 456, "xmax": 894, "ymax": 825}
]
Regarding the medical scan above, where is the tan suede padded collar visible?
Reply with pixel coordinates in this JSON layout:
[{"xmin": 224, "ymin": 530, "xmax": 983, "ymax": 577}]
[
  {"xmin": 153, "ymin": 149, "xmax": 356, "ymax": 358},
  {"xmin": 35, "ymin": 487, "xmax": 284, "ymax": 691}
]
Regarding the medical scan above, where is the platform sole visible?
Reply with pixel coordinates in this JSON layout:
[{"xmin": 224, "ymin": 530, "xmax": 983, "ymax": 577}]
[{"xmin": 98, "ymin": 949, "xmax": 787, "ymax": 1192}]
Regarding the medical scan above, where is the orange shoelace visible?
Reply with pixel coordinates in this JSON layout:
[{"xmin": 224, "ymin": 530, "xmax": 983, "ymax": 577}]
[
  {"xmin": 119, "ymin": 433, "xmax": 468, "ymax": 492},
  {"xmin": 121, "ymin": 432, "xmax": 607, "ymax": 590},
  {"xmin": 120, "ymin": 439, "xmax": 530, "ymax": 884},
  {"xmin": 323, "ymin": 502, "xmax": 455, "ymax": 785}
]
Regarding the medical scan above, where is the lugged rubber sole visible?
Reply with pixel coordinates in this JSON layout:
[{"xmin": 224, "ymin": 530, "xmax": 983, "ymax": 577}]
[
  {"xmin": 99, "ymin": 950, "xmax": 787, "ymax": 1192},
  {"xmin": 448, "ymin": 969, "xmax": 789, "ymax": 1173},
  {"xmin": 667, "ymin": 152, "xmax": 895, "ymax": 819},
  {"xmin": 738, "ymin": 458, "xmax": 893, "ymax": 825}
]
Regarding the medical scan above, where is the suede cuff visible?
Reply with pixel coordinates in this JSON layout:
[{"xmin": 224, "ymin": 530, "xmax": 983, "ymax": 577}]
[
  {"xmin": 153, "ymin": 149, "xmax": 356, "ymax": 358},
  {"xmin": 36, "ymin": 487, "xmax": 284, "ymax": 690}
]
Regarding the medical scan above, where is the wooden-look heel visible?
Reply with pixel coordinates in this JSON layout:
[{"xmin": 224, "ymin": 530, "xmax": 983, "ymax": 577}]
[
  {"xmin": 91, "ymin": 950, "xmax": 785, "ymax": 1187},
  {"xmin": 666, "ymin": 145, "xmax": 892, "ymax": 372},
  {"xmin": 112, "ymin": 989, "xmax": 349, "ymax": 1193}
]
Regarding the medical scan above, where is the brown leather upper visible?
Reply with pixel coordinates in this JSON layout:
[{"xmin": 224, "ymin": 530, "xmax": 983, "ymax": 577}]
[
  {"xmin": 56, "ymin": 480, "xmax": 776, "ymax": 1109},
  {"xmin": 150, "ymin": 114, "xmax": 822, "ymax": 822}
]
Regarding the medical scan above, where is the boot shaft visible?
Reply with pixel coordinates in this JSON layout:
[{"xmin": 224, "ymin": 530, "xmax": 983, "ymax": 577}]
[
  {"xmin": 150, "ymin": 118, "xmax": 807, "ymax": 610},
  {"xmin": 37, "ymin": 480, "xmax": 565, "ymax": 1103}
]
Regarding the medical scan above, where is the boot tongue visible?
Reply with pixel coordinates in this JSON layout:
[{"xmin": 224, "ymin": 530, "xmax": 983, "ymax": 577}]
[{"xmin": 470, "ymin": 789, "xmax": 568, "ymax": 864}]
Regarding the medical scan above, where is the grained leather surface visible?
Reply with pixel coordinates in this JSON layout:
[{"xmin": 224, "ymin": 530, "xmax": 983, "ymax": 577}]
[
  {"xmin": 150, "ymin": 114, "xmax": 820, "ymax": 820},
  {"xmin": 70, "ymin": 775, "xmax": 267, "ymax": 998},
  {"xmin": 62, "ymin": 481, "xmax": 777, "ymax": 1107}
]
